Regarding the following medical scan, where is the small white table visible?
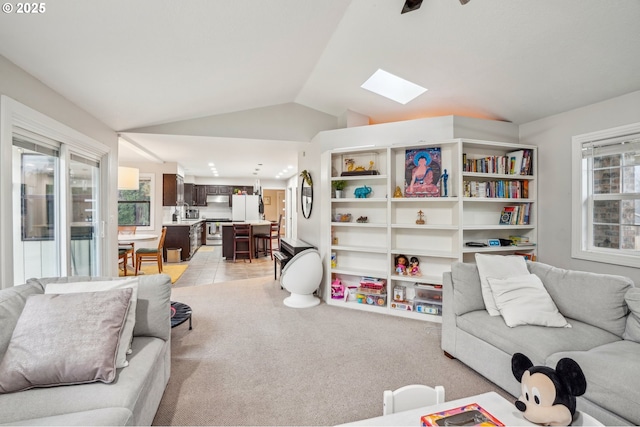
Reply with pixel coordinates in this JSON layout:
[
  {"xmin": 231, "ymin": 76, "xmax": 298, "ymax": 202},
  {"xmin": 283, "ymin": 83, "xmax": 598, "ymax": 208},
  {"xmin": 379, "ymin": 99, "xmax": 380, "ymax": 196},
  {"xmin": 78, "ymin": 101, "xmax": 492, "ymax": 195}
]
[
  {"xmin": 339, "ymin": 391, "xmax": 602, "ymax": 426},
  {"xmin": 340, "ymin": 392, "xmax": 529, "ymax": 426}
]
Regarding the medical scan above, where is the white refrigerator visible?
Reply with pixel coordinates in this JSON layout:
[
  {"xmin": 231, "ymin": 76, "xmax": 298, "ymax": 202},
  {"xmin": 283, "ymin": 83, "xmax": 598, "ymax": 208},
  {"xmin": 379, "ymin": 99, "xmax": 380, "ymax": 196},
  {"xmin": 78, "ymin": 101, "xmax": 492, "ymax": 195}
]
[{"xmin": 232, "ymin": 195, "xmax": 260, "ymax": 221}]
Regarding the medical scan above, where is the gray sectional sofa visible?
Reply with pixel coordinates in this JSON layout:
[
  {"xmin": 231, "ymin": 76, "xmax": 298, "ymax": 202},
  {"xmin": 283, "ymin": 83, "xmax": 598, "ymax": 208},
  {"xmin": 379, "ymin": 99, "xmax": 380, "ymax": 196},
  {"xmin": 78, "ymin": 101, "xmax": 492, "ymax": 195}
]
[
  {"xmin": 0, "ymin": 274, "xmax": 172, "ymax": 426},
  {"xmin": 442, "ymin": 261, "xmax": 640, "ymax": 426}
]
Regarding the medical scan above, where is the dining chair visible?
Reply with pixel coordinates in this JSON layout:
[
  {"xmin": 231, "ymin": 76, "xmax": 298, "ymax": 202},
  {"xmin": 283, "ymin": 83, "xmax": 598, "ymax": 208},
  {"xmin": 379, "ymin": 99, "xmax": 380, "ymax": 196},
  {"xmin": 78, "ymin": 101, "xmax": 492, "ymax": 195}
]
[
  {"xmin": 254, "ymin": 214, "xmax": 282, "ymax": 259},
  {"xmin": 135, "ymin": 227, "xmax": 167, "ymax": 276},
  {"xmin": 232, "ymin": 223, "xmax": 252, "ymax": 263},
  {"xmin": 118, "ymin": 245, "xmax": 134, "ymax": 276},
  {"xmin": 118, "ymin": 225, "xmax": 137, "ymax": 270},
  {"xmin": 383, "ymin": 384, "xmax": 445, "ymax": 415}
]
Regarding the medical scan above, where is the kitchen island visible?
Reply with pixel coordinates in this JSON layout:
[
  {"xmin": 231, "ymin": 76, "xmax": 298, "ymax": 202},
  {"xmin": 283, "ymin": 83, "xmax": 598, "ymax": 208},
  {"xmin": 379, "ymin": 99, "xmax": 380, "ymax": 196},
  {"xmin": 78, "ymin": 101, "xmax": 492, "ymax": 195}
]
[
  {"xmin": 162, "ymin": 219, "xmax": 206, "ymax": 261},
  {"xmin": 220, "ymin": 220, "xmax": 271, "ymax": 260}
]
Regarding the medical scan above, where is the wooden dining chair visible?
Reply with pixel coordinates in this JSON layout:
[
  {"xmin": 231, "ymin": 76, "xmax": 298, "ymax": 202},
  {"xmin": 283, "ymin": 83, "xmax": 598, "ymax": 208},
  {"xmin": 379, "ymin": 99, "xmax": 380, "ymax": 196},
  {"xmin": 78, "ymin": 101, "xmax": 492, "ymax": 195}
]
[
  {"xmin": 118, "ymin": 245, "xmax": 134, "ymax": 276},
  {"xmin": 135, "ymin": 227, "xmax": 167, "ymax": 275},
  {"xmin": 118, "ymin": 225, "xmax": 137, "ymax": 270},
  {"xmin": 233, "ymin": 223, "xmax": 252, "ymax": 263},
  {"xmin": 254, "ymin": 214, "xmax": 282, "ymax": 259}
]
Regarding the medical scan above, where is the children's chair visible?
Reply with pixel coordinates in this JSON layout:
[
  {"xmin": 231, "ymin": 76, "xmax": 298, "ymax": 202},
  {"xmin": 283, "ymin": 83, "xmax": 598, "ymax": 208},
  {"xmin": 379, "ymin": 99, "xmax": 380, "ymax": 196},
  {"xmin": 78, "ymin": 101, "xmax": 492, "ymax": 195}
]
[{"xmin": 383, "ymin": 384, "xmax": 445, "ymax": 415}]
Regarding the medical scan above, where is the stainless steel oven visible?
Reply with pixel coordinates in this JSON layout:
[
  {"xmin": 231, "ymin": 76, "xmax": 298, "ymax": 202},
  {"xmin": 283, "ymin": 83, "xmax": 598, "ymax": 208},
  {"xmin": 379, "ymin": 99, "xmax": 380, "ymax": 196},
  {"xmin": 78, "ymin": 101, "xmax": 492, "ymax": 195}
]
[{"xmin": 205, "ymin": 218, "xmax": 231, "ymax": 246}]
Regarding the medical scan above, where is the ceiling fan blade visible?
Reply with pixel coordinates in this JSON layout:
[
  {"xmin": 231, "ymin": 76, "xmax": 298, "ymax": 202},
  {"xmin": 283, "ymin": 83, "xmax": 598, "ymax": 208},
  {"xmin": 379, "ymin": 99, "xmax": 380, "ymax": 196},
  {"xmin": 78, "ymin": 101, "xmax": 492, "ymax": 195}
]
[
  {"xmin": 459, "ymin": 0, "xmax": 471, "ymax": 4},
  {"xmin": 401, "ymin": 0, "xmax": 423, "ymax": 14}
]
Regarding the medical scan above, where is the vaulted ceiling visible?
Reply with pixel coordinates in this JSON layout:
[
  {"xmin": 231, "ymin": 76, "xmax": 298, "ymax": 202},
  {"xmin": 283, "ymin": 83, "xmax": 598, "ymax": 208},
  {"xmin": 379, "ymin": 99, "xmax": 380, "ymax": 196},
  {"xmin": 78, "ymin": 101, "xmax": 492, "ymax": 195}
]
[{"xmin": 1, "ymin": 0, "xmax": 639, "ymax": 178}]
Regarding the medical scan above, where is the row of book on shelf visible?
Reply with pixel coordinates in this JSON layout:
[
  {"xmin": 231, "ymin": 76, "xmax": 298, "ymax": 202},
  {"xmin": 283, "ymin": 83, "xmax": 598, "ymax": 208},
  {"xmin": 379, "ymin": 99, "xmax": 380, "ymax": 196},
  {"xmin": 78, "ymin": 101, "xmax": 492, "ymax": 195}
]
[
  {"xmin": 463, "ymin": 149, "xmax": 533, "ymax": 176},
  {"xmin": 499, "ymin": 204, "xmax": 531, "ymax": 225},
  {"xmin": 464, "ymin": 179, "xmax": 529, "ymax": 198}
]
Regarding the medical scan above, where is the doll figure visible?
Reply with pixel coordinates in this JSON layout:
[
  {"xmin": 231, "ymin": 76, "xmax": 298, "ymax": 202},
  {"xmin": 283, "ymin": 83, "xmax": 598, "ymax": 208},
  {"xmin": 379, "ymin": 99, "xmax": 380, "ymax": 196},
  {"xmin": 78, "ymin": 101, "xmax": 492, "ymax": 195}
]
[
  {"xmin": 409, "ymin": 257, "xmax": 421, "ymax": 276},
  {"xmin": 395, "ymin": 254, "xmax": 409, "ymax": 275}
]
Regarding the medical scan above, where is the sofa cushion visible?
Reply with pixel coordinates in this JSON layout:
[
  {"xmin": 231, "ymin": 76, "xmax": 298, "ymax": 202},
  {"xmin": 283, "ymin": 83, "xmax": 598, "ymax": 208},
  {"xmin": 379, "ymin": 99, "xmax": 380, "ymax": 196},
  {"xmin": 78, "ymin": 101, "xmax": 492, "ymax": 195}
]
[
  {"xmin": 0, "ymin": 407, "xmax": 134, "ymax": 426},
  {"xmin": 623, "ymin": 288, "xmax": 640, "ymax": 343},
  {"xmin": 0, "ymin": 282, "xmax": 43, "ymax": 357},
  {"xmin": 456, "ymin": 310, "xmax": 620, "ymax": 366},
  {"xmin": 451, "ymin": 262, "xmax": 485, "ymax": 316},
  {"xmin": 0, "ymin": 336, "xmax": 166, "ymax": 425},
  {"xmin": 527, "ymin": 262, "xmax": 633, "ymax": 336},
  {"xmin": 547, "ymin": 340, "xmax": 640, "ymax": 426},
  {"xmin": 44, "ymin": 278, "xmax": 139, "ymax": 368},
  {"xmin": 487, "ymin": 274, "xmax": 570, "ymax": 328},
  {"xmin": 0, "ymin": 289, "xmax": 132, "ymax": 394},
  {"xmin": 475, "ymin": 254, "xmax": 530, "ymax": 316},
  {"xmin": 27, "ymin": 275, "xmax": 172, "ymax": 340}
]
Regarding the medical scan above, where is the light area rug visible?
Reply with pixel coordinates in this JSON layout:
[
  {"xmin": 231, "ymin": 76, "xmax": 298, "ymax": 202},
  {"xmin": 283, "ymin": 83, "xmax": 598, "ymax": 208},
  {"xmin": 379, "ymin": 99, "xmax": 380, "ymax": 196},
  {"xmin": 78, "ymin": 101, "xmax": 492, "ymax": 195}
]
[
  {"xmin": 197, "ymin": 246, "xmax": 215, "ymax": 252},
  {"xmin": 119, "ymin": 263, "xmax": 188, "ymax": 284},
  {"xmin": 153, "ymin": 276, "xmax": 513, "ymax": 426}
]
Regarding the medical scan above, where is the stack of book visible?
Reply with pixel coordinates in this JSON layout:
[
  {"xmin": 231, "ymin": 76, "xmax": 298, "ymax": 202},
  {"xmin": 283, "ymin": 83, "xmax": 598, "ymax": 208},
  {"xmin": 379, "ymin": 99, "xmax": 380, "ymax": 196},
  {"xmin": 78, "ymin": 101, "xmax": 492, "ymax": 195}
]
[
  {"xmin": 462, "ymin": 149, "xmax": 533, "ymax": 176},
  {"xmin": 499, "ymin": 203, "xmax": 531, "ymax": 225},
  {"xmin": 463, "ymin": 179, "xmax": 529, "ymax": 198}
]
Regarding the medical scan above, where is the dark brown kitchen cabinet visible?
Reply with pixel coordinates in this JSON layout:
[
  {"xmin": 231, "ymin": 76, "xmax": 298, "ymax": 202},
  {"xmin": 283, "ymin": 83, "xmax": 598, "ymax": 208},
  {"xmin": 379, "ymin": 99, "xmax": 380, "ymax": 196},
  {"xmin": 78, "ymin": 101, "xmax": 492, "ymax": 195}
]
[
  {"xmin": 193, "ymin": 185, "xmax": 207, "ymax": 206},
  {"xmin": 162, "ymin": 174, "xmax": 184, "ymax": 206},
  {"xmin": 184, "ymin": 183, "xmax": 194, "ymax": 206},
  {"xmin": 205, "ymin": 185, "xmax": 231, "ymax": 195},
  {"xmin": 164, "ymin": 221, "xmax": 204, "ymax": 261}
]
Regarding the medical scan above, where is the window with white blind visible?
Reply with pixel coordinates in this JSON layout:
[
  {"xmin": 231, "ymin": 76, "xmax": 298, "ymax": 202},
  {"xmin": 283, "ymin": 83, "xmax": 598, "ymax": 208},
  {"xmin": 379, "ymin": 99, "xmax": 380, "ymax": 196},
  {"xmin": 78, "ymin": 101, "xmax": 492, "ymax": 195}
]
[{"xmin": 572, "ymin": 122, "xmax": 640, "ymax": 267}]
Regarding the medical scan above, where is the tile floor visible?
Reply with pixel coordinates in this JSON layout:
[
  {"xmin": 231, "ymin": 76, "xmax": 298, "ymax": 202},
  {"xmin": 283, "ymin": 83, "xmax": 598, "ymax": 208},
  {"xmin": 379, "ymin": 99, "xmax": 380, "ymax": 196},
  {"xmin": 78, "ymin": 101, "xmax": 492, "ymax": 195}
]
[{"xmin": 172, "ymin": 245, "xmax": 276, "ymax": 288}]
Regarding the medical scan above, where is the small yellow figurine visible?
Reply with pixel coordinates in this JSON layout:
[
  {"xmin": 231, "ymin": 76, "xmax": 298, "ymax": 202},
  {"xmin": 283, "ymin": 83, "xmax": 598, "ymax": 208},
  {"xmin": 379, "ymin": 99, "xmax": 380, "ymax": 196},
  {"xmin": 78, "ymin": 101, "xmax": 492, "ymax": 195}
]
[
  {"xmin": 416, "ymin": 210, "xmax": 425, "ymax": 225},
  {"xmin": 393, "ymin": 186, "xmax": 403, "ymax": 198},
  {"xmin": 368, "ymin": 160, "xmax": 375, "ymax": 171}
]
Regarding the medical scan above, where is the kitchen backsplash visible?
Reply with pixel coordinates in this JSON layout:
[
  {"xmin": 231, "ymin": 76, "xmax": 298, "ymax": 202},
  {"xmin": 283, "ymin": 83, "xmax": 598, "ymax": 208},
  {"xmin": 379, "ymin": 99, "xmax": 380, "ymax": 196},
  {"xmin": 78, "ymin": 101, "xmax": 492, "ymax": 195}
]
[{"xmin": 162, "ymin": 204, "xmax": 232, "ymax": 222}]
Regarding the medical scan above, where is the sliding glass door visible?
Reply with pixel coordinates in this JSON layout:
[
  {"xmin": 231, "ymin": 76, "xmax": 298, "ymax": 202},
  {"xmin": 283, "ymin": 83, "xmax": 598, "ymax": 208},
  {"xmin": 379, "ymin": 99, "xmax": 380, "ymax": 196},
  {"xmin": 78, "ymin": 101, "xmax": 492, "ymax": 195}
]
[
  {"xmin": 69, "ymin": 154, "xmax": 101, "ymax": 276},
  {"xmin": 11, "ymin": 132, "xmax": 103, "ymax": 284},
  {"xmin": 12, "ymin": 135, "xmax": 61, "ymax": 284}
]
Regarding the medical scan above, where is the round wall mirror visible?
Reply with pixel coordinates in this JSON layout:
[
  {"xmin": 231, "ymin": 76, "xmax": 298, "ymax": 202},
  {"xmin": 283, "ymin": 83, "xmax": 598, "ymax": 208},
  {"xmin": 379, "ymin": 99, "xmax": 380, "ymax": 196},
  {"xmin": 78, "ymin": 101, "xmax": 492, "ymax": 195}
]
[{"xmin": 300, "ymin": 172, "xmax": 313, "ymax": 219}]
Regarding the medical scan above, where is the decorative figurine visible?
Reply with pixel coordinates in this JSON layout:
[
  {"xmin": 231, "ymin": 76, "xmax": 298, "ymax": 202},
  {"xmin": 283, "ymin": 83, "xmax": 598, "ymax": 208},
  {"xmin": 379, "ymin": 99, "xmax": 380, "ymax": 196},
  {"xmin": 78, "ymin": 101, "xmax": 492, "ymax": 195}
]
[
  {"xmin": 393, "ymin": 186, "xmax": 403, "ymax": 198},
  {"xmin": 356, "ymin": 216, "xmax": 368, "ymax": 223},
  {"xmin": 395, "ymin": 254, "xmax": 409, "ymax": 275},
  {"xmin": 440, "ymin": 168, "xmax": 449, "ymax": 197},
  {"xmin": 416, "ymin": 210, "xmax": 425, "ymax": 225},
  {"xmin": 409, "ymin": 257, "xmax": 422, "ymax": 276},
  {"xmin": 354, "ymin": 185, "xmax": 372, "ymax": 198}
]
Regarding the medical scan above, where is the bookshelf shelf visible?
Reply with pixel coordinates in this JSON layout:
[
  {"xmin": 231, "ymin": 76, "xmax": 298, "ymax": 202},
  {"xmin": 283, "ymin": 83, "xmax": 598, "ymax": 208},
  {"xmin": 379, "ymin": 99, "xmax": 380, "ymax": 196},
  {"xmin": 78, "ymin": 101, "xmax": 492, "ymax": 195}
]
[{"xmin": 324, "ymin": 139, "xmax": 537, "ymax": 323}]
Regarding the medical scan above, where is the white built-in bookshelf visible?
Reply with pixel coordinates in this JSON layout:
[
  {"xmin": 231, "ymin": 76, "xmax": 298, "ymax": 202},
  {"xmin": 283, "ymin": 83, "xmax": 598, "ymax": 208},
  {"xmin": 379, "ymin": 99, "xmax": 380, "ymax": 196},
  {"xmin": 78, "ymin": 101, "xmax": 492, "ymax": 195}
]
[{"xmin": 323, "ymin": 139, "xmax": 537, "ymax": 322}]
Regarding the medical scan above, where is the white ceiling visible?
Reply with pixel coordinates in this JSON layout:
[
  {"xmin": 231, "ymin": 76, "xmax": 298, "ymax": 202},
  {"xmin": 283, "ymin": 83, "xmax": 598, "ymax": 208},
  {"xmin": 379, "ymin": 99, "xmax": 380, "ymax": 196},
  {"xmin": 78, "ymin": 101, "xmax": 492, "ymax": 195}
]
[{"xmin": 1, "ymin": 0, "xmax": 639, "ymax": 178}]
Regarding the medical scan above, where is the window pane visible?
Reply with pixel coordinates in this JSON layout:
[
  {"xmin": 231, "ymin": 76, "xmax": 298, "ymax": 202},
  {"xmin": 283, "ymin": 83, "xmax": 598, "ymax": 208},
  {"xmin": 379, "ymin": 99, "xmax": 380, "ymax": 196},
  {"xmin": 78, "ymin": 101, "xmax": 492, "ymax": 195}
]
[
  {"xmin": 118, "ymin": 177, "xmax": 151, "ymax": 226},
  {"xmin": 621, "ymin": 225, "xmax": 640, "ymax": 250},
  {"xmin": 622, "ymin": 164, "xmax": 640, "ymax": 193},
  {"xmin": 593, "ymin": 224, "xmax": 620, "ymax": 248},
  {"xmin": 593, "ymin": 154, "xmax": 620, "ymax": 169},
  {"xmin": 593, "ymin": 200, "xmax": 619, "ymax": 224},
  {"xmin": 593, "ymin": 167, "xmax": 620, "ymax": 194},
  {"xmin": 621, "ymin": 200, "xmax": 640, "ymax": 225}
]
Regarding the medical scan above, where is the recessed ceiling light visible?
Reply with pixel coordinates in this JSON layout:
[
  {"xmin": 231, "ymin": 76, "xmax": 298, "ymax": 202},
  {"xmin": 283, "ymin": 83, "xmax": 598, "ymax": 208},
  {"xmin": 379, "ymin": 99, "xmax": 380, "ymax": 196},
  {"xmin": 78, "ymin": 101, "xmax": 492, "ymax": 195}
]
[
  {"xmin": 287, "ymin": 165, "xmax": 293, "ymax": 169},
  {"xmin": 208, "ymin": 162, "xmax": 214, "ymax": 166},
  {"xmin": 361, "ymin": 68, "xmax": 427, "ymax": 104},
  {"xmin": 275, "ymin": 176, "xmax": 280, "ymax": 179}
]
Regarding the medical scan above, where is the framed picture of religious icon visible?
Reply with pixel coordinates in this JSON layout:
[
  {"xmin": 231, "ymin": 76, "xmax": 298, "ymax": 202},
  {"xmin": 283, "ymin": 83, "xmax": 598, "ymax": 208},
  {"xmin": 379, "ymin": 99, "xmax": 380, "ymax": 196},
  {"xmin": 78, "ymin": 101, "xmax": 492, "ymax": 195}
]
[{"xmin": 404, "ymin": 147, "xmax": 442, "ymax": 198}]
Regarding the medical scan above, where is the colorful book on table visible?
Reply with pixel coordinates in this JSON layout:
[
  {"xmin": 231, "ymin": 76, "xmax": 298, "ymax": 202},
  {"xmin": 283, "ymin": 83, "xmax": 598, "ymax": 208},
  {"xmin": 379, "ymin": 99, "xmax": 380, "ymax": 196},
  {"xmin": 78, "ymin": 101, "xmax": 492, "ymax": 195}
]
[{"xmin": 421, "ymin": 402, "xmax": 504, "ymax": 426}]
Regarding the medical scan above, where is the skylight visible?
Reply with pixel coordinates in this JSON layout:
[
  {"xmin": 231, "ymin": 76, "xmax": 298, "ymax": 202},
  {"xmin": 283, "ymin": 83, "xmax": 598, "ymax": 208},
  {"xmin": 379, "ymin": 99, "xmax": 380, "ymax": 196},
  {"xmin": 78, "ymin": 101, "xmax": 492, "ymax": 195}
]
[{"xmin": 361, "ymin": 69, "xmax": 427, "ymax": 104}]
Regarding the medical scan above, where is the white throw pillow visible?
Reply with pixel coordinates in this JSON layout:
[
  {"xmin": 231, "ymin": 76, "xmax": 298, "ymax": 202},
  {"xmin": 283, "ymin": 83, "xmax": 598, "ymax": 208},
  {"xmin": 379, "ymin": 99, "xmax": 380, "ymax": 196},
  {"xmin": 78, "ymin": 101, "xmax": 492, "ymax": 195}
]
[
  {"xmin": 45, "ymin": 278, "xmax": 138, "ymax": 368},
  {"xmin": 475, "ymin": 254, "xmax": 530, "ymax": 316},
  {"xmin": 487, "ymin": 273, "xmax": 571, "ymax": 328}
]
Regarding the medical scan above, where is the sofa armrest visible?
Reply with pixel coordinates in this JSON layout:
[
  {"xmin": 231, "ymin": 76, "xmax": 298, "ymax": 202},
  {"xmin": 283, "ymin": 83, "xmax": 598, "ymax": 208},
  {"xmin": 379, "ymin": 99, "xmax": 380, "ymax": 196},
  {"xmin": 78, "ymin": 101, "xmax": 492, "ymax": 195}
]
[{"xmin": 441, "ymin": 272, "xmax": 457, "ymax": 355}]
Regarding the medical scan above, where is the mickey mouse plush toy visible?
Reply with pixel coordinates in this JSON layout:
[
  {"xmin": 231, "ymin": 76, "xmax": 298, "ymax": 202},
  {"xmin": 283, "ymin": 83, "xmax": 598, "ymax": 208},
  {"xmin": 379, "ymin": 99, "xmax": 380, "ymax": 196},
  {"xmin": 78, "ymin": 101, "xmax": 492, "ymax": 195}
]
[{"xmin": 511, "ymin": 352, "xmax": 587, "ymax": 426}]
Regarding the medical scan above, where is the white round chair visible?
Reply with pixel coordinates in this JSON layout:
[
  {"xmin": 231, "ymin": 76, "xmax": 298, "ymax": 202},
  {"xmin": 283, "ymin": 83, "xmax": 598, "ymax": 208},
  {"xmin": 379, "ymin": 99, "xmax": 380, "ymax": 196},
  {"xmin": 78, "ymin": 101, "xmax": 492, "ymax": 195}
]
[{"xmin": 280, "ymin": 249, "xmax": 322, "ymax": 308}]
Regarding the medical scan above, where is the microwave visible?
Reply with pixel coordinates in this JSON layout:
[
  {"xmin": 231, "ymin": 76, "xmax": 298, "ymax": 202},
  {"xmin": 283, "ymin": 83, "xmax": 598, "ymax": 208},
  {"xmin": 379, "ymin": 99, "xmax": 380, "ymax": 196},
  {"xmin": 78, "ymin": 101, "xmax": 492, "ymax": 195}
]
[{"xmin": 185, "ymin": 208, "xmax": 200, "ymax": 219}]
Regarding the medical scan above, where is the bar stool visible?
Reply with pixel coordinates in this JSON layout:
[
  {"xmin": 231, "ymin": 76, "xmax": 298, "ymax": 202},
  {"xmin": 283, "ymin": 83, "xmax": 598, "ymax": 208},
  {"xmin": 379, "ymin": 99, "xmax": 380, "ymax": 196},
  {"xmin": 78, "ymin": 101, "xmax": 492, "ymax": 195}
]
[
  {"xmin": 233, "ymin": 223, "xmax": 252, "ymax": 263},
  {"xmin": 254, "ymin": 215, "xmax": 281, "ymax": 259}
]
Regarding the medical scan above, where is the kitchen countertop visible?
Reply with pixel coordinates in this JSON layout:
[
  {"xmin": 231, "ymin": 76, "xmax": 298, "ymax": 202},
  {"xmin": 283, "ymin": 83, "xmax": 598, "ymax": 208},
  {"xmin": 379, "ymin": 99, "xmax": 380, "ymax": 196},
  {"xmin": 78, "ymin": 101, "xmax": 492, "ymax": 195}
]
[
  {"xmin": 162, "ymin": 219, "xmax": 205, "ymax": 226},
  {"xmin": 219, "ymin": 220, "xmax": 272, "ymax": 226}
]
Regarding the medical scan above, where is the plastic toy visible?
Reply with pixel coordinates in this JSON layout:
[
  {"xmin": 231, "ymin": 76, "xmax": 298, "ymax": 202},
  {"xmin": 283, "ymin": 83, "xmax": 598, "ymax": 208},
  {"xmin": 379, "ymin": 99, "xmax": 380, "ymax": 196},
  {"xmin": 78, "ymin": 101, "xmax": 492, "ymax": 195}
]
[
  {"xmin": 331, "ymin": 278, "xmax": 344, "ymax": 299},
  {"xmin": 409, "ymin": 257, "xmax": 421, "ymax": 276},
  {"xmin": 395, "ymin": 254, "xmax": 409, "ymax": 275},
  {"xmin": 512, "ymin": 352, "xmax": 587, "ymax": 426},
  {"xmin": 354, "ymin": 185, "xmax": 372, "ymax": 198}
]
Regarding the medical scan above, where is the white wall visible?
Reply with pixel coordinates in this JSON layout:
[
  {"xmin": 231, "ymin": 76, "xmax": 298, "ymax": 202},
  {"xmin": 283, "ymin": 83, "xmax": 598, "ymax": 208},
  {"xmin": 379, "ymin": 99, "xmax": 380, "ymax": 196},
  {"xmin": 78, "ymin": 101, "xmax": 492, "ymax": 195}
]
[{"xmin": 520, "ymin": 90, "xmax": 640, "ymax": 283}]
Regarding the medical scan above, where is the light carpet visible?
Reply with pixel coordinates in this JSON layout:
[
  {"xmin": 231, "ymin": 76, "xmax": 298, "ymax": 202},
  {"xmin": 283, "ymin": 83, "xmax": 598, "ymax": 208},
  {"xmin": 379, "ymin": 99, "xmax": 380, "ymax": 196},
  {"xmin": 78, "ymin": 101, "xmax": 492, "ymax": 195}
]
[
  {"xmin": 197, "ymin": 246, "xmax": 215, "ymax": 252},
  {"xmin": 119, "ymin": 264, "xmax": 188, "ymax": 284},
  {"xmin": 153, "ymin": 276, "xmax": 512, "ymax": 426}
]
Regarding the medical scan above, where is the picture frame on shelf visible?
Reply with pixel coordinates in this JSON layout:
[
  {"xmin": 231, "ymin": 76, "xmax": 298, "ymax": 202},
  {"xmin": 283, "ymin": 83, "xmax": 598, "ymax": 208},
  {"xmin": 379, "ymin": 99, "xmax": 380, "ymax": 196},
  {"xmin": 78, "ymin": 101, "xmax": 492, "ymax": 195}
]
[{"xmin": 404, "ymin": 147, "xmax": 442, "ymax": 198}]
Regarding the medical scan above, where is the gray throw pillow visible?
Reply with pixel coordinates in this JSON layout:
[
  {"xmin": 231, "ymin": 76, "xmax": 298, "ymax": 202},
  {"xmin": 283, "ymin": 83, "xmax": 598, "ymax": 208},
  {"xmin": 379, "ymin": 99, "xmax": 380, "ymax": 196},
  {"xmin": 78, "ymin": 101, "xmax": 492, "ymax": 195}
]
[
  {"xmin": 623, "ymin": 288, "xmax": 640, "ymax": 342},
  {"xmin": 0, "ymin": 288, "xmax": 132, "ymax": 394},
  {"xmin": 44, "ymin": 278, "xmax": 138, "ymax": 368}
]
